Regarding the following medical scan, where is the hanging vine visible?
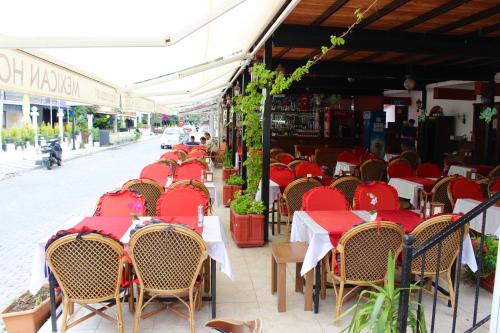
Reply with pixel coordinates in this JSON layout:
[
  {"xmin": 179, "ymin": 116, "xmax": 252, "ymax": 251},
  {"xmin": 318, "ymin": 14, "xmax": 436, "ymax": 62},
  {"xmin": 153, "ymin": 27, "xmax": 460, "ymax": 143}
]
[{"xmin": 233, "ymin": 1, "xmax": 378, "ymax": 198}]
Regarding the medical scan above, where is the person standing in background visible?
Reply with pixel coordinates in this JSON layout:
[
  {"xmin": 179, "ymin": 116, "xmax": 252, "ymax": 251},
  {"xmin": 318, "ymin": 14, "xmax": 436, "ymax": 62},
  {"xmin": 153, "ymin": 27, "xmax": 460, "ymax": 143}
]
[{"xmin": 400, "ymin": 119, "xmax": 417, "ymax": 151}]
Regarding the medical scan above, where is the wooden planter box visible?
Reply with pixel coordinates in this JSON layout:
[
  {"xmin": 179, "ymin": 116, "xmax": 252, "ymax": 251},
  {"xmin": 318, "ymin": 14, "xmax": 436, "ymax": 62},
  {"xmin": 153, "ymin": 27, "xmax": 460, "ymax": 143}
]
[
  {"xmin": 480, "ymin": 273, "xmax": 495, "ymax": 293},
  {"xmin": 230, "ymin": 207, "xmax": 264, "ymax": 248},
  {"xmin": 222, "ymin": 167, "xmax": 237, "ymax": 182},
  {"xmin": 223, "ymin": 184, "xmax": 242, "ymax": 207},
  {"xmin": 1, "ymin": 290, "xmax": 61, "ymax": 333}
]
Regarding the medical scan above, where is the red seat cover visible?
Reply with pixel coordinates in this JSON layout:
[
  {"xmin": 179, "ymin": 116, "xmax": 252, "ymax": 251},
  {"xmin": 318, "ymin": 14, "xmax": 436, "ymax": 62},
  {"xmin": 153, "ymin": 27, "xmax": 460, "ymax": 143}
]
[
  {"xmin": 353, "ymin": 146, "xmax": 367, "ymax": 158},
  {"xmin": 173, "ymin": 162, "xmax": 206, "ymax": 182},
  {"xmin": 140, "ymin": 162, "xmax": 174, "ymax": 186},
  {"xmin": 160, "ymin": 151, "xmax": 180, "ymax": 161},
  {"xmin": 302, "ymin": 187, "xmax": 350, "ymax": 211},
  {"xmin": 276, "ymin": 154, "xmax": 294, "ymax": 165},
  {"xmin": 96, "ymin": 189, "xmax": 146, "ymax": 217},
  {"xmin": 451, "ymin": 178, "xmax": 484, "ymax": 201},
  {"xmin": 270, "ymin": 165, "xmax": 296, "ymax": 193},
  {"xmin": 490, "ymin": 178, "xmax": 500, "ymax": 193},
  {"xmin": 157, "ymin": 186, "xmax": 209, "ymax": 216},
  {"xmin": 416, "ymin": 163, "xmax": 442, "ymax": 178},
  {"xmin": 173, "ymin": 144, "xmax": 189, "ymax": 152},
  {"xmin": 387, "ymin": 161, "xmax": 416, "ymax": 178},
  {"xmin": 295, "ymin": 161, "xmax": 323, "ymax": 178},
  {"xmin": 187, "ymin": 150, "xmax": 207, "ymax": 158},
  {"xmin": 337, "ymin": 150, "xmax": 360, "ymax": 165},
  {"xmin": 353, "ymin": 181, "xmax": 400, "ymax": 210},
  {"xmin": 360, "ymin": 152, "xmax": 381, "ymax": 162}
]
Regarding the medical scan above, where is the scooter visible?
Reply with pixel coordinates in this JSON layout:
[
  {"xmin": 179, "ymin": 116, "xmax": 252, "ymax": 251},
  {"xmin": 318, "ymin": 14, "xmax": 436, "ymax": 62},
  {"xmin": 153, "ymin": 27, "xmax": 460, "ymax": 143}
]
[{"xmin": 41, "ymin": 138, "xmax": 62, "ymax": 170}]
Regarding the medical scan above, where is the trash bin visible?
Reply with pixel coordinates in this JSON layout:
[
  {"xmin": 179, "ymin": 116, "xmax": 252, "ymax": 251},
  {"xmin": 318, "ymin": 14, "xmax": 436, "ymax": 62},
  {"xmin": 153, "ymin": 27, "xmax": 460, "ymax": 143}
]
[{"xmin": 99, "ymin": 130, "xmax": 110, "ymax": 146}]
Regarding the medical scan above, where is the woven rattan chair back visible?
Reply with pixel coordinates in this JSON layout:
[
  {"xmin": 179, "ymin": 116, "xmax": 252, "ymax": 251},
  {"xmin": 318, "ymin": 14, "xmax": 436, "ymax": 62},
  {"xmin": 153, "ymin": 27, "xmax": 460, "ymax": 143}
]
[
  {"xmin": 489, "ymin": 165, "xmax": 500, "ymax": 179},
  {"xmin": 183, "ymin": 157, "xmax": 208, "ymax": 169},
  {"xmin": 168, "ymin": 179, "xmax": 212, "ymax": 211},
  {"xmin": 270, "ymin": 162, "xmax": 290, "ymax": 169},
  {"xmin": 288, "ymin": 160, "xmax": 302, "ymax": 171},
  {"xmin": 270, "ymin": 158, "xmax": 279, "ymax": 164},
  {"xmin": 427, "ymin": 176, "xmax": 457, "ymax": 212},
  {"xmin": 173, "ymin": 149, "xmax": 187, "ymax": 161},
  {"xmin": 338, "ymin": 221, "xmax": 404, "ymax": 283},
  {"xmin": 46, "ymin": 234, "xmax": 124, "ymax": 303},
  {"xmin": 158, "ymin": 157, "xmax": 179, "ymax": 171},
  {"xmin": 270, "ymin": 147, "xmax": 284, "ymax": 158},
  {"xmin": 359, "ymin": 159, "xmax": 386, "ymax": 182},
  {"xmin": 283, "ymin": 178, "xmax": 322, "ymax": 218},
  {"xmin": 410, "ymin": 215, "xmax": 469, "ymax": 275},
  {"xmin": 123, "ymin": 179, "xmax": 165, "ymax": 216},
  {"xmin": 330, "ymin": 176, "xmax": 362, "ymax": 208},
  {"xmin": 400, "ymin": 150, "xmax": 420, "ymax": 170},
  {"xmin": 129, "ymin": 224, "xmax": 207, "ymax": 293}
]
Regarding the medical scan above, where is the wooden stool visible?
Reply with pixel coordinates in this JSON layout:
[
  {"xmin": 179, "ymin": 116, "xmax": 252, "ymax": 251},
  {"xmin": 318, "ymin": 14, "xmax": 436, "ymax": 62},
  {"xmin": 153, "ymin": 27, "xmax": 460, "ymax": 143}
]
[{"xmin": 270, "ymin": 242, "xmax": 313, "ymax": 312}]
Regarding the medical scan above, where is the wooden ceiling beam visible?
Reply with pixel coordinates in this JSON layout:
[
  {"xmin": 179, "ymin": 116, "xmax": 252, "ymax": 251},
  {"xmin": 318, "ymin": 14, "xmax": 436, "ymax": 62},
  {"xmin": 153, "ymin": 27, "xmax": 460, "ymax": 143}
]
[
  {"xmin": 275, "ymin": 47, "xmax": 292, "ymax": 60},
  {"xmin": 431, "ymin": 4, "xmax": 500, "ymax": 34},
  {"xmin": 474, "ymin": 22, "xmax": 500, "ymax": 37},
  {"xmin": 356, "ymin": 0, "xmax": 412, "ymax": 29},
  {"xmin": 392, "ymin": 0, "xmax": 470, "ymax": 31},
  {"xmin": 274, "ymin": 24, "xmax": 500, "ymax": 58},
  {"xmin": 311, "ymin": 0, "xmax": 349, "ymax": 26}
]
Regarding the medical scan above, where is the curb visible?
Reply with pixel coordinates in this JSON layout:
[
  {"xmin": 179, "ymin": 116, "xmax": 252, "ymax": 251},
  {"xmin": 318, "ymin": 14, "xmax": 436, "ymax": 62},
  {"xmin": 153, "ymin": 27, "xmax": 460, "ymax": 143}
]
[{"xmin": 0, "ymin": 135, "xmax": 159, "ymax": 181}]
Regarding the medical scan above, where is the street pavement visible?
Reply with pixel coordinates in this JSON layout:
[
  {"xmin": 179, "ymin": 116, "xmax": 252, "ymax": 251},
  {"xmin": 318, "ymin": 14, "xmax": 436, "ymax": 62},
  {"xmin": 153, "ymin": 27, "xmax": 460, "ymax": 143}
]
[{"xmin": 0, "ymin": 137, "xmax": 163, "ymax": 312}]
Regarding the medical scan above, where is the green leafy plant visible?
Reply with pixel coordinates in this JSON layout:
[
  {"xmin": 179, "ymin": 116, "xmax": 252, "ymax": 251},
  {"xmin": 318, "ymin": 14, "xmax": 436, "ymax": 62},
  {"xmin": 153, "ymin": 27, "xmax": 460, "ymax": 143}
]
[
  {"xmin": 418, "ymin": 109, "xmax": 427, "ymax": 123},
  {"xmin": 464, "ymin": 235, "xmax": 498, "ymax": 282},
  {"xmin": 90, "ymin": 127, "xmax": 100, "ymax": 141},
  {"xmin": 339, "ymin": 252, "xmax": 427, "ymax": 333},
  {"xmin": 230, "ymin": 192, "xmax": 265, "ymax": 215},
  {"xmin": 94, "ymin": 116, "xmax": 112, "ymax": 129},
  {"xmin": 65, "ymin": 123, "xmax": 73, "ymax": 139},
  {"xmin": 226, "ymin": 175, "xmax": 245, "ymax": 186},
  {"xmin": 223, "ymin": 147, "xmax": 233, "ymax": 168},
  {"xmin": 20, "ymin": 123, "xmax": 36, "ymax": 145},
  {"xmin": 39, "ymin": 122, "xmax": 55, "ymax": 139},
  {"xmin": 480, "ymin": 107, "xmax": 498, "ymax": 123}
]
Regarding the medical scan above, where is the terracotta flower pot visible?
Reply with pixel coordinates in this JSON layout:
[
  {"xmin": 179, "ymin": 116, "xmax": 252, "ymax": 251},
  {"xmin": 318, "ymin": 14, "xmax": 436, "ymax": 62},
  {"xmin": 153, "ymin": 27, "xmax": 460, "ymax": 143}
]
[
  {"xmin": 480, "ymin": 273, "xmax": 495, "ymax": 293},
  {"xmin": 223, "ymin": 184, "xmax": 242, "ymax": 207},
  {"xmin": 1, "ymin": 289, "xmax": 61, "ymax": 333},
  {"xmin": 222, "ymin": 167, "xmax": 237, "ymax": 182},
  {"xmin": 230, "ymin": 207, "xmax": 264, "ymax": 248}
]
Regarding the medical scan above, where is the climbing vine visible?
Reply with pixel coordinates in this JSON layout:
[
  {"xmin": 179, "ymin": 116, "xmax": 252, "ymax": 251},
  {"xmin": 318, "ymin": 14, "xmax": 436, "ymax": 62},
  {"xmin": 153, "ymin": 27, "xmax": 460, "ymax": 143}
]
[
  {"xmin": 480, "ymin": 107, "xmax": 498, "ymax": 123},
  {"xmin": 233, "ymin": 1, "xmax": 378, "ymax": 197}
]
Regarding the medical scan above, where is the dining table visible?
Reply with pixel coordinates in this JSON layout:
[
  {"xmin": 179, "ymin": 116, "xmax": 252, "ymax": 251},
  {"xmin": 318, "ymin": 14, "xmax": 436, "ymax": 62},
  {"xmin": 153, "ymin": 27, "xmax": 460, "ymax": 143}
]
[
  {"xmin": 290, "ymin": 209, "xmax": 477, "ymax": 312},
  {"xmin": 388, "ymin": 177, "xmax": 436, "ymax": 207},
  {"xmin": 447, "ymin": 165, "xmax": 476, "ymax": 177},
  {"xmin": 334, "ymin": 161, "xmax": 357, "ymax": 176},
  {"xmin": 30, "ymin": 214, "xmax": 234, "ymax": 331},
  {"xmin": 453, "ymin": 198, "xmax": 500, "ymax": 237}
]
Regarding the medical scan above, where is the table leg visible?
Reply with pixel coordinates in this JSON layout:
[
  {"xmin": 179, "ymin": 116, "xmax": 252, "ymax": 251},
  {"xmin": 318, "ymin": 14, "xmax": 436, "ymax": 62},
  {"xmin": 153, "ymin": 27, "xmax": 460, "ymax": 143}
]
[
  {"xmin": 272, "ymin": 201, "xmax": 275, "ymax": 235},
  {"xmin": 49, "ymin": 273, "xmax": 58, "ymax": 333},
  {"xmin": 295, "ymin": 263, "xmax": 303, "ymax": 293},
  {"xmin": 314, "ymin": 262, "xmax": 320, "ymax": 313},
  {"xmin": 271, "ymin": 257, "xmax": 277, "ymax": 294},
  {"xmin": 277, "ymin": 263, "xmax": 286, "ymax": 312},
  {"xmin": 304, "ymin": 269, "xmax": 313, "ymax": 311},
  {"xmin": 211, "ymin": 258, "xmax": 216, "ymax": 318}
]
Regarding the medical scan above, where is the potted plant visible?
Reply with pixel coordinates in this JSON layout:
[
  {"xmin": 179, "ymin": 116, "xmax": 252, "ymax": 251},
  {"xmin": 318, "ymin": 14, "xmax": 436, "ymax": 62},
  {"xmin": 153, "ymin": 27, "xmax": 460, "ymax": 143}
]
[
  {"xmin": 338, "ymin": 252, "xmax": 427, "ymax": 332},
  {"xmin": 229, "ymin": 192, "xmax": 265, "ymax": 247},
  {"xmin": 222, "ymin": 148, "xmax": 237, "ymax": 182},
  {"xmin": 91, "ymin": 127, "xmax": 101, "ymax": 147},
  {"xmin": 223, "ymin": 175, "xmax": 245, "ymax": 207},
  {"xmin": 0, "ymin": 285, "xmax": 61, "ymax": 333},
  {"xmin": 464, "ymin": 235, "xmax": 498, "ymax": 293}
]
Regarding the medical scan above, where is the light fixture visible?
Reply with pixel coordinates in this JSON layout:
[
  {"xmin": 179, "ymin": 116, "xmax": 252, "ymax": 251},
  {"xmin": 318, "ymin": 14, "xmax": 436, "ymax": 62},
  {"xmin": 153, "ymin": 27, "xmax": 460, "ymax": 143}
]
[
  {"xmin": 233, "ymin": 81, "xmax": 241, "ymax": 96},
  {"xmin": 403, "ymin": 75, "xmax": 416, "ymax": 90}
]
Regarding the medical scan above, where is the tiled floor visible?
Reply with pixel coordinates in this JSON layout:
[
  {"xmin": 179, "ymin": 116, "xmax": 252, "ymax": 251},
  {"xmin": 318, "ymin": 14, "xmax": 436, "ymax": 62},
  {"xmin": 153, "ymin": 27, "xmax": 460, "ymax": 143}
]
[{"xmin": 39, "ymin": 169, "xmax": 493, "ymax": 332}]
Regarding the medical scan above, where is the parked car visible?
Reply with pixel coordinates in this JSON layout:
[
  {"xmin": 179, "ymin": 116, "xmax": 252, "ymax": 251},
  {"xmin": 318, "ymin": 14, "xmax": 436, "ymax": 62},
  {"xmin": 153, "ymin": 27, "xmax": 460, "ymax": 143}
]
[{"xmin": 160, "ymin": 128, "xmax": 183, "ymax": 149}]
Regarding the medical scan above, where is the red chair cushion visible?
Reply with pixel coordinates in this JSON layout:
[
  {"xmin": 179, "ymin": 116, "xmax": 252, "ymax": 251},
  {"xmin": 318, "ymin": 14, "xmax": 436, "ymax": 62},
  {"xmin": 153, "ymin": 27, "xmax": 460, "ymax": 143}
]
[
  {"xmin": 416, "ymin": 163, "xmax": 442, "ymax": 178},
  {"xmin": 490, "ymin": 178, "xmax": 500, "ymax": 193},
  {"xmin": 173, "ymin": 144, "xmax": 189, "ymax": 152},
  {"xmin": 388, "ymin": 161, "xmax": 416, "ymax": 178},
  {"xmin": 160, "ymin": 152, "xmax": 180, "ymax": 161},
  {"xmin": 270, "ymin": 165, "xmax": 296, "ymax": 193},
  {"xmin": 140, "ymin": 162, "xmax": 174, "ymax": 186},
  {"xmin": 353, "ymin": 146, "xmax": 367, "ymax": 158},
  {"xmin": 360, "ymin": 152, "xmax": 381, "ymax": 163},
  {"xmin": 96, "ymin": 189, "xmax": 146, "ymax": 217},
  {"xmin": 450, "ymin": 178, "xmax": 484, "ymax": 201},
  {"xmin": 157, "ymin": 186, "xmax": 209, "ymax": 216},
  {"xmin": 276, "ymin": 154, "xmax": 294, "ymax": 165},
  {"xmin": 173, "ymin": 162, "xmax": 206, "ymax": 182},
  {"xmin": 187, "ymin": 150, "xmax": 207, "ymax": 158},
  {"xmin": 353, "ymin": 181, "xmax": 400, "ymax": 210},
  {"xmin": 295, "ymin": 161, "xmax": 323, "ymax": 178},
  {"xmin": 337, "ymin": 150, "xmax": 360, "ymax": 165},
  {"xmin": 302, "ymin": 187, "xmax": 350, "ymax": 211}
]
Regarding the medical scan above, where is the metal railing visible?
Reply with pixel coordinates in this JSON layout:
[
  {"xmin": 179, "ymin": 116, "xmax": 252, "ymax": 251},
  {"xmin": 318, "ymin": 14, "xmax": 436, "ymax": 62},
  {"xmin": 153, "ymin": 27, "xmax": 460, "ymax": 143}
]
[{"xmin": 398, "ymin": 191, "xmax": 500, "ymax": 333}]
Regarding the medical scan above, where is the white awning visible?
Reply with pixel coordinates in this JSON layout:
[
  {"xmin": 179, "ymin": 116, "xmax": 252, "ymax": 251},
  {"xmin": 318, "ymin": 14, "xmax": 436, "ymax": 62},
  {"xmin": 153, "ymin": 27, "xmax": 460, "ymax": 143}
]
[{"xmin": 0, "ymin": 0, "xmax": 290, "ymax": 113}]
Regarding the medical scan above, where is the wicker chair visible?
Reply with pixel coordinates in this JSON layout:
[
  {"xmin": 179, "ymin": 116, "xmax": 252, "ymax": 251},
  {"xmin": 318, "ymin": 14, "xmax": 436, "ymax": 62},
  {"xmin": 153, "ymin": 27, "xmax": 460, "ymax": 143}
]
[
  {"xmin": 288, "ymin": 160, "xmax": 302, "ymax": 171},
  {"xmin": 278, "ymin": 178, "xmax": 322, "ymax": 233},
  {"xmin": 123, "ymin": 179, "xmax": 164, "ymax": 216},
  {"xmin": 270, "ymin": 147, "xmax": 284, "ymax": 158},
  {"xmin": 140, "ymin": 160, "xmax": 177, "ymax": 187},
  {"xmin": 183, "ymin": 157, "xmax": 209, "ymax": 169},
  {"xmin": 359, "ymin": 159, "xmax": 386, "ymax": 182},
  {"xmin": 205, "ymin": 318, "xmax": 263, "ymax": 333},
  {"xmin": 387, "ymin": 158, "xmax": 416, "ymax": 178},
  {"xmin": 488, "ymin": 177, "xmax": 500, "ymax": 197},
  {"xmin": 447, "ymin": 177, "xmax": 484, "ymax": 207},
  {"xmin": 489, "ymin": 165, "xmax": 500, "ymax": 179},
  {"xmin": 94, "ymin": 189, "xmax": 147, "ymax": 217},
  {"xmin": 400, "ymin": 150, "xmax": 420, "ymax": 170},
  {"xmin": 168, "ymin": 180, "xmax": 212, "ymax": 213},
  {"xmin": 270, "ymin": 158, "xmax": 279, "ymax": 164},
  {"xmin": 330, "ymin": 176, "xmax": 362, "ymax": 208},
  {"xmin": 129, "ymin": 224, "xmax": 207, "ymax": 333},
  {"xmin": 410, "ymin": 215, "xmax": 470, "ymax": 309},
  {"xmin": 330, "ymin": 221, "xmax": 404, "ymax": 318},
  {"xmin": 275, "ymin": 152, "xmax": 295, "ymax": 165},
  {"xmin": 46, "ymin": 233, "xmax": 126, "ymax": 333},
  {"xmin": 419, "ymin": 176, "xmax": 458, "ymax": 213}
]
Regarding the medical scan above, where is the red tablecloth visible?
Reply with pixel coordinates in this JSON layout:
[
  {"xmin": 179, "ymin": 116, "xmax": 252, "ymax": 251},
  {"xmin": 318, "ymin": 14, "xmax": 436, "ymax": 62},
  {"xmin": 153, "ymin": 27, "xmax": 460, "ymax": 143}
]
[
  {"xmin": 467, "ymin": 165, "xmax": 494, "ymax": 177},
  {"xmin": 74, "ymin": 216, "xmax": 133, "ymax": 239},
  {"xmin": 401, "ymin": 177, "xmax": 435, "ymax": 192},
  {"xmin": 306, "ymin": 210, "xmax": 423, "ymax": 246}
]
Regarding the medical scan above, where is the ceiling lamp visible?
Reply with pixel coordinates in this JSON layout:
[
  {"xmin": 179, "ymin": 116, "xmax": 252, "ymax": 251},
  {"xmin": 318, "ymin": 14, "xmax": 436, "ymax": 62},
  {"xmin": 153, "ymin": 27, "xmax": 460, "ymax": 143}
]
[{"xmin": 403, "ymin": 75, "xmax": 416, "ymax": 90}]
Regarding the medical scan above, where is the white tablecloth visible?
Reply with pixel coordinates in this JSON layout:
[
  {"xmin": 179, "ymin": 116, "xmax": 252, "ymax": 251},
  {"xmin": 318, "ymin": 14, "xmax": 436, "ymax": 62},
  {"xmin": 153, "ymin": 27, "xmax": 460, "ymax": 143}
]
[
  {"xmin": 255, "ymin": 179, "xmax": 281, "ymax": 203},
  {"xmin": 334, "ymin": 161, "xmax": 356, "ymax": 176},
  {"xmin": 448, "ymin": 165, "xmax": 475, "ymax": 177},
  {"xmin": 384, "ymin": 153, "xmax": 399, "ymax": 162},
  {"xmin": 388, "ymin": 178, "xmax": 424, "ymax": 208},
  {"xmin": 290, "ymin": 210, "xmax": 477, "ymax": 276},
  {"xmin": 29, "ymin": 215, "xmax": 234, "ymax": 294},
  {"xmin": 453, "ymin": 198, "xmax": 500, "ymax": 237}
]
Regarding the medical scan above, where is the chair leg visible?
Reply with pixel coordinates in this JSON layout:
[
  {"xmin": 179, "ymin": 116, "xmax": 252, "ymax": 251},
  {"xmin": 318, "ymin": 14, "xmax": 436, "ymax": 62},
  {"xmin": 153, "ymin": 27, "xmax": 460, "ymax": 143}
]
[
  {"xmin": 115, "ymin": 294, "xmax": 124, "ymax": 333},
  {"xmin": 335, "ymin": 281, "xmax": 345, "ymax": 319},
  {"xmin": 68, "ymin": 301, "xmax": 74, "ymax": 315},
  {"xmin": 447, "ymin": 270, "xmax": 456, "ymax": 310},
  {"xmin": 133, "ymin": 288, "xmax": 144, "ymax": 333},
  {"xmin": 60, "ymin": 298, "xmax": 69, "ymax": 333},
  {"xmin": 320, "ymin": 259, "xmax": 327, "ymax": 300},
  {"xmin": 277, "ymin": 207, "xmax": 282, "ymax": 234},
  {"xmin": 189, "ymin": 290, "xmax": 195, "ymax": 333}
]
